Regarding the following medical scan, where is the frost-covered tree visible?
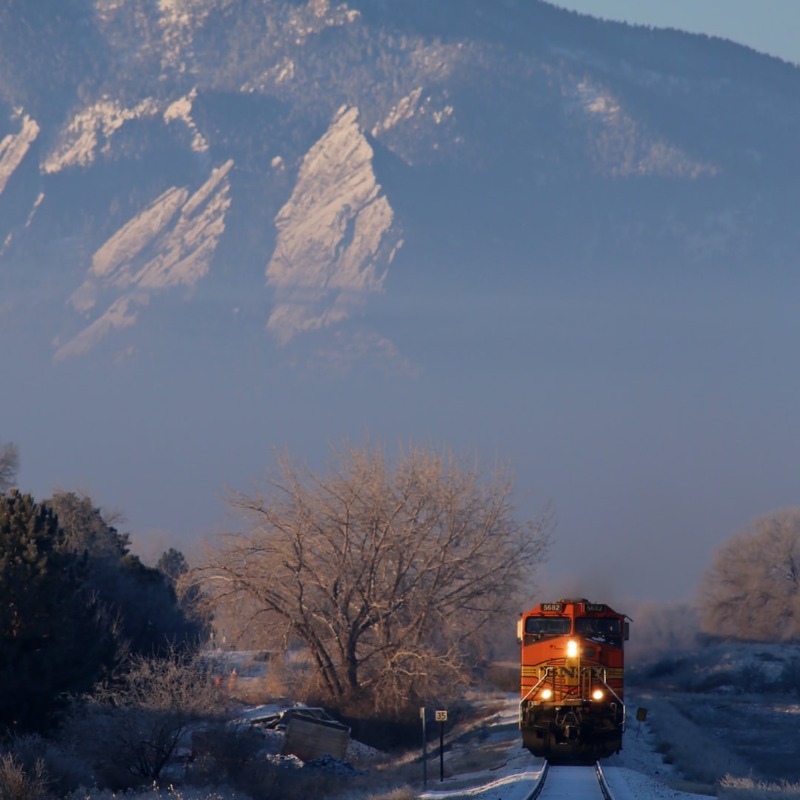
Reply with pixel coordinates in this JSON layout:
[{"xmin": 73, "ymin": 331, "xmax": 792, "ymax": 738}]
[
  {"xmin": 47, "ymin": 491, "xmax": 129, "ymax": 560},
  {"xmin": 0, "ymin": 440, "xmax": 19, "ymax": 493},
  {"xmin": 698, "ymin": 508, "xmax": 800, "ymax": 642},
  {"xmin": 69, "ymin": 647, "xmax": 223, "ymax": 788},
  {"xmin": 199, "ymin": 443, "xmax": 552, "ymax": 712}
]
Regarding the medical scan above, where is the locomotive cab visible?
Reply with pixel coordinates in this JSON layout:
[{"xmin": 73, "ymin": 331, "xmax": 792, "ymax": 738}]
[{"xmin": 518, "ymin": 598, "xmax": 628, "ymax": 762}]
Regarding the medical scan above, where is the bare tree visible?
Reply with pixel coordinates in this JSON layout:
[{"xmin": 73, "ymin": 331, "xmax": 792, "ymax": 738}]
[
  {"xmin": 0, "ymin": 440, "xmax": 19, "ymax": 492},
  {"xmin": 198, "ymin": 443, "xmax": 551, "ymax": 712},
  {"xmin": 698, "ymin": 508, "xmax": 800, "ymax": 642}
]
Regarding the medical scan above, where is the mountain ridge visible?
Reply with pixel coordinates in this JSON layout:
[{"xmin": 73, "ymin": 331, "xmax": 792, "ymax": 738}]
[
  {"xmin": 3, "ymin": 2, "xmax": 798, "ymax": 339},
  {"xmin": 3, "ymin": 1, "xmax": 800, "ymax": 605}
]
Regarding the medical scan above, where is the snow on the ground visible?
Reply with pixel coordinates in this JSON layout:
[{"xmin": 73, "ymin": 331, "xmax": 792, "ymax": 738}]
[
  {"xmin": 418, "ymin": 694, "xmax": 710, "ymax": 800},
  {"xmin": 602, "ymin": 706, "xmax": 711, "ymax": 800}
]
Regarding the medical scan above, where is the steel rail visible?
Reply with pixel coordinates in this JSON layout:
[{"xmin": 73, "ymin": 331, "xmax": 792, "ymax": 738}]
[{"xmin": 528, "ymin": 761, "xmax": 616, "ymax": 800}]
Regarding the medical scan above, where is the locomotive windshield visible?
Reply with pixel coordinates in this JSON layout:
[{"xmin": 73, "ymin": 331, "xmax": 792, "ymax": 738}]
[
  {"xmin": 575, "ymin": 616, "xmax": 622, "ymax": 645},
  {"xmin": 525, "ymin": 616, "xmax": 571, "ymax": 637}
]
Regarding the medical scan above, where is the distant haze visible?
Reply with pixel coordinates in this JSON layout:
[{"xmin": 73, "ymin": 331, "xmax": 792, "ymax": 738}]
[{"xmin": 2, "ymin": 0, "xmax": 799, "ymax": 608}]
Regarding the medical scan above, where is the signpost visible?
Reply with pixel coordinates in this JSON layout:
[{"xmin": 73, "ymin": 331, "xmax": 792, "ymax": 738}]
[
  {"xmin": 420, "ymin": 707, "xmax": 427, "ymax": 787},
  {"xmin": 636, "ymin": 706, "xmax": 648, "ymax": 738},
  {"xmin": 435, "ymin": 709, "xmax": 448, "ymax": 781}
]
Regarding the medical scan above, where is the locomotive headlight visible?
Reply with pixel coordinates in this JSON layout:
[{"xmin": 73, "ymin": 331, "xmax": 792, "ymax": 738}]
[
  {"xmin": 592, "ymin": 689, "xmax": 604, "ymax": 701},
  {"xmin": 566, "ymin": 639, "xmax": 579, "ymax": 658},
  {"xmin": 540, "ymin": 688, "xmax": 553, "ymax": 700}
]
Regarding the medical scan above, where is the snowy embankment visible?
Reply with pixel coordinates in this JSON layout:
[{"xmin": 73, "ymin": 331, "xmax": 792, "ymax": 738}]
[{"xmin": 416, "ymin": 693, "xmax": 710, "ymax": 800}]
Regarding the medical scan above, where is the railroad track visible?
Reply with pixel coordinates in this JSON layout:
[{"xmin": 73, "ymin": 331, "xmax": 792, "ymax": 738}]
[{"xmin": 532, "ymin": 762, "xmax": 615, "ymax": 800}]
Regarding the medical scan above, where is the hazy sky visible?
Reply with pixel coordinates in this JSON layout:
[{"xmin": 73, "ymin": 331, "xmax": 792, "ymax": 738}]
[
  {"xmin": 548, "ymin": 0, "xmax": 800, "ymax": 65},
  {"xmin": 526, "ymin": 2, "xmax": 800, "ymax": 610},
  {"xmin": 5, "ymin": 0, "xmax": 799, "ymax": 619}
]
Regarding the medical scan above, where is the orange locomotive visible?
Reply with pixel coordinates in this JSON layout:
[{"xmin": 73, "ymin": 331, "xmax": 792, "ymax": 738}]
[{"xmin": 518, "ymin": 597, "xmax": 629, "ymax": 761}]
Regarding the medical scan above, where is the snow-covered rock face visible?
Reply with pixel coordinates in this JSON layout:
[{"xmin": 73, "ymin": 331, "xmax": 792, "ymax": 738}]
[
  {"xmin": 54, "ymin": 159, "xmax": 233, "ymax": 360},
  {"xmin": 1, "ymin": 0, "xmax": 800, "ymax": 366},
  {"xmin": 266, "ymin": 106, "xmax": 399, "ymax": 344},
  {"xmin": 0, "ymin": 111, "xmax": 39, "ymax": 195},
  {"xmin": 43, "ymin": 99, "xmax": 161, "ymax": 174}
]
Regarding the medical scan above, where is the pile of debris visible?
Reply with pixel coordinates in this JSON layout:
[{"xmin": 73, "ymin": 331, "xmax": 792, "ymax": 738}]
[
  {"xmin": 245, "ymin": 706, "xmax": 351, "ymax": 761},
  {"xmin": 226, "ymin": 704, "xmax": 374, "ymax": 775}
]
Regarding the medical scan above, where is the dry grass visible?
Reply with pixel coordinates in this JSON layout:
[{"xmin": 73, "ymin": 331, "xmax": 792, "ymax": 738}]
[
  {"xmin": 364, "ymin": 788, "xmax": 416, "ymax": 800},
  {"xmin": 719, "ymin": 775, "xmax": 800, "ymax": 800},
  {"xmin": 0, "ymin": 754, "xmax": 52, "ymax": 800},
  {"xmin": 634, "ymin": 692, "xmax": 751, "ymax": 788}
]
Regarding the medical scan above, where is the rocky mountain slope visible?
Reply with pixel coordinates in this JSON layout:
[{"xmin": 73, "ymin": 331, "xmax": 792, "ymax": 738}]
[
  {"xmin": 4, "ymin": 1, "xmax": 800, "ymax": 594},
  {"xmin": 3, "ymin": 0, "xmax": 799, "ymax": 362}
]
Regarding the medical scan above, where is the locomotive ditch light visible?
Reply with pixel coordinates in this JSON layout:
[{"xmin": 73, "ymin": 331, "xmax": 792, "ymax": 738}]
[
  {"xmin": 592, "ymin": 689, "xmax": 604, "ymax": 700},
  {"xmin": 540, "ymin": 688, "xmax": 553, "ymax": 700},
  {"xmin": 566, "ymin": 639, "xmax": 579, "ymax": 657}
]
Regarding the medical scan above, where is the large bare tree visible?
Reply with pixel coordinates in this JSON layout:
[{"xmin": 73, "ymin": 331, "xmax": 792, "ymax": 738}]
[
  {"xmin": 698, "ymin": 508, "xmax": 800, "ymax": 642},
  {"xmin": 199, "ymin": 443, "xmax": 551, "ymax": 711}
]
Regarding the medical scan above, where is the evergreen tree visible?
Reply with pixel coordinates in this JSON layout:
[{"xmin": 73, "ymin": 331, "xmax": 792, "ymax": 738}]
[
  {"xmin": 156, "ymin": 547, "xmax": 189, "ymax": 584},
  {"xmin": 157, "ymin": 547, "xmax": 212, "ymax": 643},
  {"xmin": 0, "ymin": 490, "xmax": 114, "ymax": 734},
  {"xmin": 47, "ymin": 492, "xmax": 207, "ymax": 657}
]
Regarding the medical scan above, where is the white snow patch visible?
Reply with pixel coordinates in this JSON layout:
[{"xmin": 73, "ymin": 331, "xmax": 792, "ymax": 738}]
[
  {"xmin": 164, "ymin": 88, "xmax": 209, "ymax": 152},
  {"xmin": 156, "ymin": 0, "xmax": 214, "ymax": 72},
  {"xmin": 43, "ymin": 97, "xmax": 159, "ymax": 173},
  {"xmin": 564, "ymin": 76, "xmax": 717, "ymax": 178},
  {"xmin": 242, "ymin": 57, "xmax": 296, "ymax": 92},
  {"xmin": 574, "ymin": 79, "xmax": 621, "ymax": 121},
  {"xmin": 373, "ymin": 88, "xmax": 456, "ymax": 138},
  {"xmin": 25, "ymin": 192, "xmax": 45, "ymax": 228},
  {"xmin": 373, "ymin": 87, "xmax": 424, "ymax": 134},
  {"xmin": 433, "ymin": 105, "xmax": 455, "ymax": 124},
  {"xmin": 5, "ymin": 191, "xmax": 47, "ymax": 255},
  {"xmin": 287, "ymin": 0, "xmax": 360, "ymax": 43},
  {"xmin": 0, "ymin": 110, "xmax": 39, "ymax": 195}
]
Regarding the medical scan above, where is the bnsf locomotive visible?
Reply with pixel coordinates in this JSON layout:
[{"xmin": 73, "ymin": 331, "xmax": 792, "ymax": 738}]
[{"xmin": 518, "ymin": 598, "xmax": 629, "ymax": 762}]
